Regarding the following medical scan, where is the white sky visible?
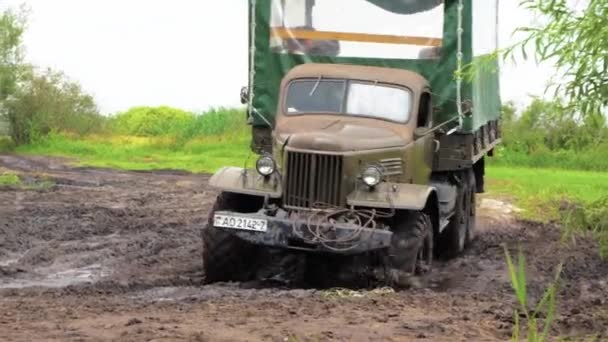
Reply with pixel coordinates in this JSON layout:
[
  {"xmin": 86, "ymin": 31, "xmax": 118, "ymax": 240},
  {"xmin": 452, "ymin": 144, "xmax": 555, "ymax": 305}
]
[{"xmin": 1, "ymin": 0, "xmax": 554, "ymax": 114}]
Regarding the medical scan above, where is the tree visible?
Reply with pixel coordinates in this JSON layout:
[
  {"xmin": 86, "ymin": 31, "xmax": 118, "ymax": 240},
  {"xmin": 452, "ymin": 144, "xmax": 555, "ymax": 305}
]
[
  {"xmin": 0, "ymin": 5, "xmax": 28, "ymax": 105},
  {"xmin": 505, "ymin": 0, "xmax": 607, "ymax": 118},
  {"xmin": 5, "ymin": 68, "xmax": 101, "ymax": 144}
]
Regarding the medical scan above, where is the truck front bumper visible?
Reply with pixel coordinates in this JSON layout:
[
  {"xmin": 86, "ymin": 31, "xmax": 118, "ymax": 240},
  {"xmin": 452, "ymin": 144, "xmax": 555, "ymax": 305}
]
[{"xmin": 212, "ymin": 211, "xmax": 393, "ymax": 255}]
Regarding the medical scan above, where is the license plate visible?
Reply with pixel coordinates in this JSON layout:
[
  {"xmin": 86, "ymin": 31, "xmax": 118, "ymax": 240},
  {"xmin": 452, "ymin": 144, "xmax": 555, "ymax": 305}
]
[{"xmin": 214, "ymin": 214, "xmax": 268, "ymax": 232}]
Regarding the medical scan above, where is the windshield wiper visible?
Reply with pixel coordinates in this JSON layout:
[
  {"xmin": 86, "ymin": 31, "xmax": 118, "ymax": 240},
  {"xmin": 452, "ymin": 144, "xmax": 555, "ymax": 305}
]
[{"xmin": 309, "ymin": 76, "xmax": 322, "ymax": 96}]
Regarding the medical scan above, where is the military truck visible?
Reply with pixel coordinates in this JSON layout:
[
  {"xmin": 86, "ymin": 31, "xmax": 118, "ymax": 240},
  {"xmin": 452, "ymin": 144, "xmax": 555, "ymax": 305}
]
[{"xmin": 203, "ymin": 0, "xmax": 502, "ymax": 286}]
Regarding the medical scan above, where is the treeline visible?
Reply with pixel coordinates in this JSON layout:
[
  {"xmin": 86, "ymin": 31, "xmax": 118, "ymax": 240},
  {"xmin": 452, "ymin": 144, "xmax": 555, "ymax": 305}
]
[
  {"xmin": 0, "ymin": 7, "xmax": 103, "ymax": 144},
  {"xmin": 494, "ymin": 99, "xmax": 608, "ymax": 171},
  {"xmin": 0, "ymin": 7, "xmax": 247, "ymax": 146}
]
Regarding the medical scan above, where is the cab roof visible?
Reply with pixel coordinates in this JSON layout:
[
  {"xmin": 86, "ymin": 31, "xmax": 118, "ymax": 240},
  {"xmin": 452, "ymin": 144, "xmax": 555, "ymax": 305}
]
[{"xmin": 281, "ymin": 63, "xmax": 430, "ymax": 93}]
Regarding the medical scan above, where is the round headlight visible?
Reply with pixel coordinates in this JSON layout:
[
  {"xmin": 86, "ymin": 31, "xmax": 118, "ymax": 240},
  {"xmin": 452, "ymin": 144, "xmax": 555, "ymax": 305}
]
[
  {"xmin": 256, "ymin": 156, "xmax": 276, "ymax": 176},
  {"xmin": 362, "ymin": 166, "xmax": 383, "ymax": 187}
]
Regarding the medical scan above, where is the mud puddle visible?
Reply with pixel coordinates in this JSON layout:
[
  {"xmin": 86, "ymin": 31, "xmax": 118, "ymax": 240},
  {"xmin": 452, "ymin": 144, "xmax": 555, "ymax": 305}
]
[{"xmin": 0, "ymin": 264, "xmax": 109, "ymax": 289}]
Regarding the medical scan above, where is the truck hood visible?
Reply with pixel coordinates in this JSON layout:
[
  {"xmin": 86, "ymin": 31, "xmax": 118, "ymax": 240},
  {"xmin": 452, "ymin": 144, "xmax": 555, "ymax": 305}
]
[{"xmin": 276, "ymin": 117, "xmax": 410, "ymax": 152}]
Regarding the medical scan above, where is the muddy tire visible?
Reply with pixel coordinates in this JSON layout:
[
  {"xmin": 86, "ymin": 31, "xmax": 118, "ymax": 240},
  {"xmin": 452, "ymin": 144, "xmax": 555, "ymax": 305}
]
[
  {"xmin": 466, "ymin": 170, "xmax": 477, "ymax": 245},
  {"xmin": 385, "ymin": 211, "xmax": 433, "ymax": 287},
  {"xmin": 439, "ymin": 171, "xmax": 471, "ymax": 258},
  {"xmin": 202, "ymin": 193, "xmax": 263, "ymax": 284}
]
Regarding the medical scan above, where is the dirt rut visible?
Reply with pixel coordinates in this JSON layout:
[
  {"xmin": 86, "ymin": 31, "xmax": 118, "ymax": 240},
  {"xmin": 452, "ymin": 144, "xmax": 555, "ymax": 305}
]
[{"xmin": 0, "ymin": 155, "xmax": 606, "ymax": 341}]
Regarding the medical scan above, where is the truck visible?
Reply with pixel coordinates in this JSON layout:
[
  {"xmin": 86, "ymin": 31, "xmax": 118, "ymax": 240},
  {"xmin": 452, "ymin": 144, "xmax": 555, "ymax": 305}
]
[{"xmin": 203, "ymin": 0, "xmax": 502, "ymax": 287}]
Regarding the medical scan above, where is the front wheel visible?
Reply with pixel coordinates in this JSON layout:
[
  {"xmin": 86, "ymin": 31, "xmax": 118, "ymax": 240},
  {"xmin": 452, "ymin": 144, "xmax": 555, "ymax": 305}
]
[
  {"xmin": 202, "ymin": 193, "xmax": 264, "ymax": 284},
  {"xmin": 385, "ymin": 211, "xmax": 433, "ymax": 287}
]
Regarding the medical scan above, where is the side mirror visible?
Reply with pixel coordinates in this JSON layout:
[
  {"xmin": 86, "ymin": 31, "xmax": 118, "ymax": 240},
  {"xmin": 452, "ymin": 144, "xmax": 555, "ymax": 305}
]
[
  {"xmin": 414, "ymin": 127, "xmax": 430, "ymax": 139},
  {"xmin": 240, "ymin": 86, "xmax": 249, "ymax": 104}
]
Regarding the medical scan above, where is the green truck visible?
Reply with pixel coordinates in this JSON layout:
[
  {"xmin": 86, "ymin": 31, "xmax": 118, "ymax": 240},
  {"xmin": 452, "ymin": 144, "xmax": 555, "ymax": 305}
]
[{"xmin": 203, "ymin": 0, "xmax": 502, "ymax": 287}]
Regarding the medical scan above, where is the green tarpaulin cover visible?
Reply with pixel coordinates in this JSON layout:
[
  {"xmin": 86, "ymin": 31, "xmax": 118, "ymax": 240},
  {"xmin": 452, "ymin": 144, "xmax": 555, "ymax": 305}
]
[{"xmin": 248, "ymin": 0, "xmax": 500, "ymax": 134}]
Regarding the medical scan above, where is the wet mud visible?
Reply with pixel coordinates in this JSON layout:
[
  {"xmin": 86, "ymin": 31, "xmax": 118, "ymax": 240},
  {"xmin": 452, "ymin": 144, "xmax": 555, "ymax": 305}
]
[{"xmin": 0, "ymin": 155, "xmax": 606, "ymax": 341}]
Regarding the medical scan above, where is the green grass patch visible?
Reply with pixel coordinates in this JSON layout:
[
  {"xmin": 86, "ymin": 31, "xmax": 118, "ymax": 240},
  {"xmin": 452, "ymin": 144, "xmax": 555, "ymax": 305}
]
[
  {"xmin": 489, "ymin": 146, "xmax": 608, "ymax": 172},
  {"xmin": 15, "ymin": 133, "xmax": 253, "ymax": 173},
  {"xmin": 14, "ymin": 107, "xmax": 254, "ymax": 173},
  {"xmin": 485, "ymin": 166, "xmax": 608, "ymax": 222},
  {"xmin": 0, "ymin": 171, "xmax": 21, "ymax": 187}
]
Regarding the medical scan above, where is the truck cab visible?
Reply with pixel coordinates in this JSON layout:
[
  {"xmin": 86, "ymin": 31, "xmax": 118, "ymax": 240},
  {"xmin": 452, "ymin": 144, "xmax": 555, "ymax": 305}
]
[{"xmin": 274, "ymin": 64, "xmax": 436, "ymax": 203}]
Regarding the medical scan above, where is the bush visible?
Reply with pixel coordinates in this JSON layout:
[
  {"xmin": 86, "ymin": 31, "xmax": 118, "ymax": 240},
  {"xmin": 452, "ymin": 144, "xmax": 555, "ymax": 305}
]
[
  {"xmin": 110, "ymin": 106, "xmax": 194, "ymax": 137},
  {"xmin": 494, "ymin": 100, "xmax": 608, "ymax": 171},
  {"xmin": 109, "ymin": 106, "xmax": 247, "ymax": 139},
  {"xmin": 5, "ymin": 68, "xmax": 103, "ymax": 144},
  {"xmin": 187, "ymin": 107, "xmax": 247, "ymax": 137}
]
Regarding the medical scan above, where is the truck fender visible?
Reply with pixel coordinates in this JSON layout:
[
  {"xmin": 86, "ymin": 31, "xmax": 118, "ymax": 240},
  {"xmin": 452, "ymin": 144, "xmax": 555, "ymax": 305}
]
[
  {"xmin": 347, "ymin": 183, "xmax": 441, "ymax": 233},
  {"xmin": 208, "ymin": 167, "xmax": 282, "ymax": 198},
  {"xmin": 346, "ymin": 183, "xmax": 439, "ymax": 211}
]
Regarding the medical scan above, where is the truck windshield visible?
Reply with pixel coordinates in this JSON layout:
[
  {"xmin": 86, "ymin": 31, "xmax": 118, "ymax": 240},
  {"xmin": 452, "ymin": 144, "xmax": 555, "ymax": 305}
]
[{"xmin": 285, "ymin": 79, "xmax": 412, "ymax": 123}]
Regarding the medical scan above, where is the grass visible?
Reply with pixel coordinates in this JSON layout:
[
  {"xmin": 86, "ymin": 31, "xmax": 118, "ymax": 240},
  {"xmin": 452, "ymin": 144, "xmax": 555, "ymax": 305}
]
[
  {"xmin": 0, "ymin": 171, "xmax": 21, "ymax": 187},
  {"xmin": 12, "ymin": 107, "xmax": 254, "ymax": 172},
  {"xmin": 489, "ymin": 146, "xmax": 608, "ymax": 172},
  {"xmin": 15, "ymin": 132, "xmax": 253, "ymax": 173},
  {"xmin": 504, "ymin": 246, "xmax": 562, "ymax": 342},
  {"xmin": 485, "ymin": 167, "xmax": 608, "ymax": 222}
]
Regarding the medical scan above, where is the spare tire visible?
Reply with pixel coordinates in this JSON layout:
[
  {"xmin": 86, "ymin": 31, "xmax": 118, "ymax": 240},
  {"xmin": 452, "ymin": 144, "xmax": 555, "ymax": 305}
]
[{"xmin": 366, "ymin": 0, "xmax": 443, "ymax": 15}]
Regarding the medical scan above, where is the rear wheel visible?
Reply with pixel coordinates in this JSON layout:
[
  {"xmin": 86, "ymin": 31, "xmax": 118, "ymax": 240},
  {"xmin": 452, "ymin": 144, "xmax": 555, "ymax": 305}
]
[
  {"xmin": 202, "ymin": 193, "xmax": 264, "ymax": 284},
  {"xmin": 466, "ymin": 170, "xmax": 477, "ymax": 245},
  {"xmin": 385, "ymin": 211, "xmax": 433, "ymax": 287},
  {"xmin": 439, "ymin": 171, "xmax": 471, "ymax": 258}
]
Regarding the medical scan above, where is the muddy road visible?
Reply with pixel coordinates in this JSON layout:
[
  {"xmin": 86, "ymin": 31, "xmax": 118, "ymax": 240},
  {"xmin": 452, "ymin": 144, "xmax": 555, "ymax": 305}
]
[{"xmin": 0, "ymin": 155, "xmax": 606, "ymax": 341}]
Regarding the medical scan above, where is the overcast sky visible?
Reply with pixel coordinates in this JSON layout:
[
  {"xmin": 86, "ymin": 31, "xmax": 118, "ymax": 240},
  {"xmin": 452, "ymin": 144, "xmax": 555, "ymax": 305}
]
[{"xmin": 1, "ymin": 0, "xmax": 555, "ymax": 114}]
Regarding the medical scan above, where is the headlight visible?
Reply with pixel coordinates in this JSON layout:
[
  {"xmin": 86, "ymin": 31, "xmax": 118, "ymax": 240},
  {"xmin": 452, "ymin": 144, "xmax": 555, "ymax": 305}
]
[
  {"xmin": 362, "ymin": 166, "xmax": 382, "ymax": 187},
  {"xmin": 256, "ymin": 156, "xmax": 276, "ymax": 176}
]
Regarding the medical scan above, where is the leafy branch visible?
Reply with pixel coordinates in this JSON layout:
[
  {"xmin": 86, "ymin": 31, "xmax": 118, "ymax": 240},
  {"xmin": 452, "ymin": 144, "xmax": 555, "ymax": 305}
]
[{"xmin": 463, "ymin": 0, "xmax": 608, "ymax": 119}]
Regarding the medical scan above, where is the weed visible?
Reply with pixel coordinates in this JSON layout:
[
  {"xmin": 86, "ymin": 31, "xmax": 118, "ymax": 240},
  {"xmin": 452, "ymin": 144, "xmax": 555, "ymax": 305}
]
[
  {"xmin": 561, "ymin": 196, "xmax": 608, "ymax": 257},
  {"xmin": 504, "ymin": 245, "xmax": 562, "ymax": 342}
]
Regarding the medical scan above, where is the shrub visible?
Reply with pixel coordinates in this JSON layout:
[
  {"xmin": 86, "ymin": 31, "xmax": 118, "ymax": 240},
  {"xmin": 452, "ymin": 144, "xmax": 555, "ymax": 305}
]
[
  {"xmin": 4, "ymin": 68, "xmax": 103, "ymax": 144},
  {"xmin": 109, "ymin": 106, "xmax": 247, "ymax": 140},
  {"xmin": 110, "ymin": 106, "xmax": 194, "ymax": 137},
  {"xmin": 187, "ymin": 107, "xmax": 247, "ymax": 137}
]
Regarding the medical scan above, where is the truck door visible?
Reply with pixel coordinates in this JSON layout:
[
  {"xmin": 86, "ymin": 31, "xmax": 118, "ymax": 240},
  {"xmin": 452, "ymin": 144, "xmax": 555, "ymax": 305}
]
[{"xmin": 413, "ymin": 92, "xmax": 434, "ymax": 184}]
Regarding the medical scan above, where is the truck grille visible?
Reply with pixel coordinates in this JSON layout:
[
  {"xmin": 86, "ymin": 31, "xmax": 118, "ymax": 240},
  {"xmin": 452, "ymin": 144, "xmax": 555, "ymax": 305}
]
[{"xmin": 285, "ymin": 151, "xmax": 343, "ymax": 208}]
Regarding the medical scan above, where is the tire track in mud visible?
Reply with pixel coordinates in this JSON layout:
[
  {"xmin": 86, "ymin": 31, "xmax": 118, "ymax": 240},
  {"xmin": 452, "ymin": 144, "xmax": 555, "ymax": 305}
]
[{"xmin": 0, "ymin": 155, "xmax": 606, "ymax": 341}]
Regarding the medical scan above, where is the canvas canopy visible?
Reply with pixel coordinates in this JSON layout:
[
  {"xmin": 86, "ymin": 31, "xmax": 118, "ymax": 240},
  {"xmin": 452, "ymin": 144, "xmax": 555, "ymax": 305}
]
[{"xmin": 247, "ymin": 0, "xmax": 500, "ymax": 134}]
